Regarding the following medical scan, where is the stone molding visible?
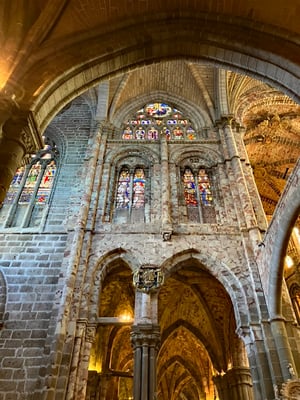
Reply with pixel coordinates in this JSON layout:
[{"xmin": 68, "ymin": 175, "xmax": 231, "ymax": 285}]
[{"xmin": 281, "ymin": 378, "xmax": 300, "ymax": 400}]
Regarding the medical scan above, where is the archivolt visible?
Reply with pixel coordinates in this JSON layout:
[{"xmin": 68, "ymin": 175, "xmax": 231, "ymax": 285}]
[{"xmin": 160, "ymin": 249, "xmax": 251, "ymax": 329}]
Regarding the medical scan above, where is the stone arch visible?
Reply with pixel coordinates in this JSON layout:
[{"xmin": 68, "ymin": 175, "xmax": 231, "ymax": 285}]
[
  {"xmin": 0, "ymin": 269, "xmax": 7, "ymax": 327},
  {"xmin": 82, "ymin": 248, "xmax": 139, "ymax": 320},
  {"xmin": 26, "ymin": 14, "xmax": 300, "ymax": 133},
  {"xmin": 105, "ymin": 144, "xmax": 160, "ymax": 167},
  {"xmin": 160, "ymin": 249, "xmax": 252, "ymax": 329},
  {"xmin": 161, "ymin": 320, "xmax": 221, "ymax": 370},
  {"xmin": 43, "ymin": 125, "xmax": 67, "ymax": 162},
  {"xmin": 157, "ymin": 354, "xmax": 205, "ymax": 397},
  {"xmin": 170, "ymin": 145, "xmax": 223, "ymax": 167},
  {"xmin": 258, "ymin": 160, "xmax": 300, "ymax": 318}
]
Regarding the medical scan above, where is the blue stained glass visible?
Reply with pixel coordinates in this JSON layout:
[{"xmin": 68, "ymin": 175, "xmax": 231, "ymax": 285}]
[
  {"xmin": 132, "ymin": 168, "xmax": 145, "ymax": 208},
  {"xmin": 11, "ymin": 167, "xmax": 25, "ymax": 186},
  {"xmin": 145, "ymin": 103, "xmax": 172, "ymax": 118},
  {"xmin": 198, "ymin": 169, "xmax": 213, "ymax": 205},
  {"xmin": 135, "ymin": 128, "xmax": 145, "ymax": 139}
]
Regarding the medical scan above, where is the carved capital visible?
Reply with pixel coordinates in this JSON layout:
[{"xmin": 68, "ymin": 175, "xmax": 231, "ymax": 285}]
[
  {"xmin": 2, "ymin": 109, "xmax": 43, "ymax": 155},
  {"xmin": 131, "ymin": 324, "xmax": 161, "ymax": 349}
]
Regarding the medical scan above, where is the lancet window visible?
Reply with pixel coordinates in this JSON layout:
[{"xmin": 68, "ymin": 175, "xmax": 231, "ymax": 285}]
[
  {"xmin": 114, "ymin": 166, "xmax": 147, "ymax": 223},
  {"xmin": 121, "ymin": 102, "xmax": 197, "ymax": 141},
  {"xmin": 1, "ymin": 141, "xmax": 59, "ymax": 228},
  {"xmin": 182, "ymin": 167, "xmax": 216, "ymax": 223}
]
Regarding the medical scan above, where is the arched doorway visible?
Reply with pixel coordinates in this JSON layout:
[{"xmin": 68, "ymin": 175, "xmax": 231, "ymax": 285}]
[
  {"xmin": 158, "ymin": 261, "xmax": 253, "ymax": 400},
  {"xmin": 87, "ymin": 260, "xmax": 134, "ymax": 400}
]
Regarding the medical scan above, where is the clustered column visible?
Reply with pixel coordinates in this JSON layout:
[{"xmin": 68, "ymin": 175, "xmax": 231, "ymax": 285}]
[
  {"xmin": 131, "ymin": 265, "xmax": 164, "ymax": 400},
  {"xmin": 220, "ymin": 116, "xmax": 261, "ymax": 246},
  {"xmin": 213, "ymin": 367, "xmax": 253, "ymax": 400},
  {"xmin": 131, "ymin": 324, "xmax": 161, "ymax": 400}
]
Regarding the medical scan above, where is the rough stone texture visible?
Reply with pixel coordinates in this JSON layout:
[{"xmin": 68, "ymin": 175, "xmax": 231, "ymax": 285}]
[{"xmin": 0, "ymin": 47, "xmax": 299, "ymax": 399}]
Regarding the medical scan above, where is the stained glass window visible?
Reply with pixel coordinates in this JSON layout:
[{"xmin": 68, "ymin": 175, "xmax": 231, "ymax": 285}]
[
  {"xmin": 132, "ymin": 168, "xmax": 145, "ymax": 208},
  {"xmin": 198, "ymin": 169, "xmax": 213, "ymax": 206},
  {"xmin": 121, "ymin": 102, "xmax": 198, "ymax": 140},
  {"xmin": 114, "ymin": 167, "xmax": 146, "ymax": 223},
  {"xmin": 1, "ymin": 141, "xmax": 58, "ymax": 228},
  {"xmin": 183, "ymin": 168, "xmax": 198, "ymax": 207},
  {"xmin": 182, "ymin": 167, "xmax": 215, "ymax": 223},
  {"xmin": 116, "ymin": 168, "xmax": 130, "ymax": 209}
]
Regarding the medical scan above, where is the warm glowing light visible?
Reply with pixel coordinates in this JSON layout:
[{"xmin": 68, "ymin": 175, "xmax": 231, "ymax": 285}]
[
  {"xmin": 285, "ymin": 255, "xmax": 294, "ymax": 268},
  {"xmin": 0, "ymin": 63, "xmax": 10, "ymax": 90},
  {"xmin": 88, "ymin": 359, "xmax": 102, "ymax": 373},
  {"xmin": 119, "ymin": 312, "xmax": 133, "ymax": 322}
]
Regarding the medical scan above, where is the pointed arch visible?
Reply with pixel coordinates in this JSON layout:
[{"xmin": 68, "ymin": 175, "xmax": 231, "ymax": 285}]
[
  {"xmin": 82, "ymin": 248, "xmax": 139, "ymax": 320},
  {"xmin": 160, "ymin": 249, "xmax": 252, "ymax": 328},
  {"xmin": 258, "ymin": 159, "xmax": 300, "ymax": 318}
]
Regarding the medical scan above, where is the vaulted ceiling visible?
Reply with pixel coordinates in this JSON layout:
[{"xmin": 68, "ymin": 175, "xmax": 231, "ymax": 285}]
[{"xmin": 80, "ymin": 60, "xmax": 299, "ymax": 217}]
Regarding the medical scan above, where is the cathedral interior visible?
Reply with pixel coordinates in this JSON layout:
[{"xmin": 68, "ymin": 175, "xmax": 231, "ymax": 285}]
[{"xmin": 0, "ymin": 2, "xmax": 300, "ymax": 400}]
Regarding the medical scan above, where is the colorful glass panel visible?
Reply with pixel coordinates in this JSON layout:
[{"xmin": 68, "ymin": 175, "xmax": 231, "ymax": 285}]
[
  {"xmin": 183, "ymin": 168, "xmax": 198, "ymax": 207},
  {"xmin": 198, "ymin": 169, "xmax": 213, "ymax": 205},
  {"xmin": 3, "ymin": 167, "xmax": 25, "ymax": 205},
  {"xmin": 122, "ymin": 127, "xmax": 133, "ymax": 139},
  {"xmin": 35, "ymin": 161, "xmax": 56, "ymax": 204},
  {"xmin": 145, "ymin": 103, "xmax": 172, "ymax": 118},
  {"xmin": 173, "ymin": 126, "xmax": 184, "ymax": 139},
  {"xmin": 132, "ymin": 168, "xmax": 145, "ymax": 208},
  {"xmin": 122, "ymin": 102, "xmax": 197, "ymax": 140},
  {"xmin": 147, "ymin": 127, "xmax": 158, "ymax": 140},
  {"xmin": 19, "ymin": 163, "xmax": 41, "ymax": 204},
  {"xmin": 135, "ymin": 127, "xmax": 145, "ymax": 140},
  {"xmin": 186, "ymin": 126, "xmax": 196, "ymax": 140},
  {"xmin": 116, "ymin": 168, "xmax": 130, "ymax": 208}
]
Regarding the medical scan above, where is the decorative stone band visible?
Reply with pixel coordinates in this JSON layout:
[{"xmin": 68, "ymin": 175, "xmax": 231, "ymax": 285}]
[{"xmin": 133, "ymin": 265, "xmax": 164, "ymax": 293}]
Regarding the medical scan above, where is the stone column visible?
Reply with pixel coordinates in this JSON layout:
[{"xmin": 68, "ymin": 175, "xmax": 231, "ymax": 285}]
[
  {"xmin": 76, "ymin": 323, "xmax": 97, "ymax": 399},
  {"xmin": 236, "ymin": 125, "xmax": 268, "ymax": 233},
  {"xmin": 160, "ymin": 135, "xmax": 172, "ymax": 240},
  {"xmin": 213, "ymin": 367, "xmax": 253, "ymax": 400},
  {"xmin": 270, "ymin": 317, "xmax": 298, "ymax": 381},
  {"xmin": 237, "ymin": 325, "xmax": 278, "ymax": 400},
  {"xmin": 0, "ymin": 96, "xmax": 43, "ymax": 205},
  {"xmin": 220, "ymin": 116, "xmax": 261, "ymax": 246},
  {"xmin": 131, "ymin": 324, "xmax": 160, "ymax": 400},
  {"xmin": 132, "ymin": 265, "xmax": 164, "ymax": 400}
]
